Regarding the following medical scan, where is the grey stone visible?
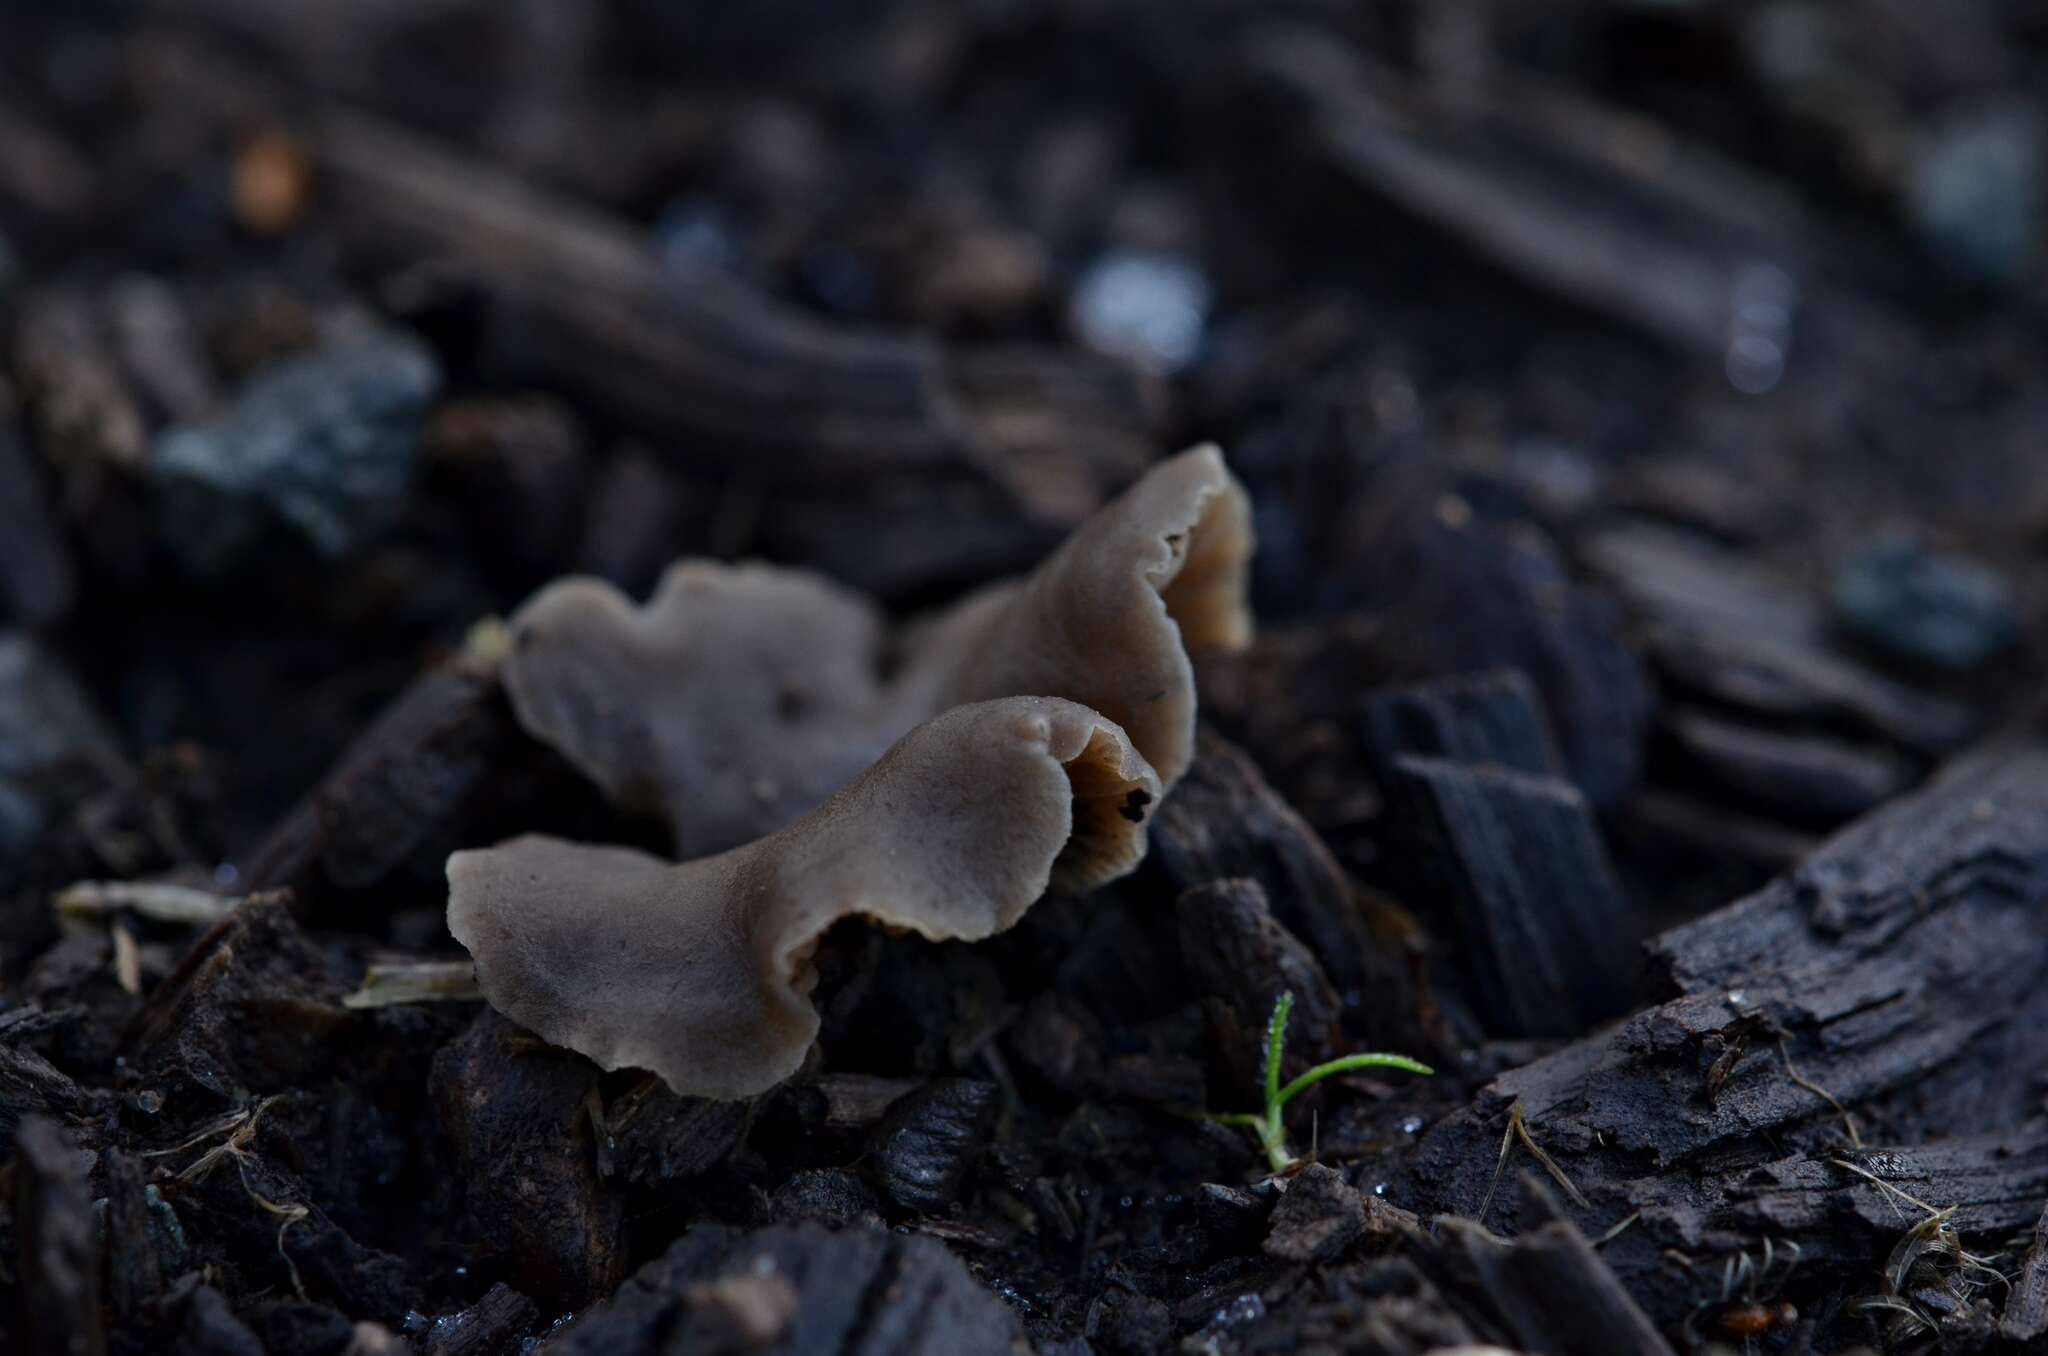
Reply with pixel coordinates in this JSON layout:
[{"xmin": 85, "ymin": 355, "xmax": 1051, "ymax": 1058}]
[
  {"xmin": 1833, "ymin": 533, "xmax": 2018, "ymax": 670},
  {"xmin": 149, "ymin": 324, "xmax": 441, "ymax": 573}
]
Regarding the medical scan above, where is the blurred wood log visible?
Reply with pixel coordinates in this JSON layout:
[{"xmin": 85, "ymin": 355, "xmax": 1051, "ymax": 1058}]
[
  {"xmin": 1390, "ymin": 755, "xmax": 1639, "ymax": 1036},
  {"xmin": 313, "ymin": 111, "xmax": 1154, "ymax": 512}
]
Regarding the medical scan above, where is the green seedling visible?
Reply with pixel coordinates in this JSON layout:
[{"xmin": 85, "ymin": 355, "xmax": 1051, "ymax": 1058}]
[{"xmin": 1198, "ymin": 992, "xmax": 1432, "ymax": 1174}]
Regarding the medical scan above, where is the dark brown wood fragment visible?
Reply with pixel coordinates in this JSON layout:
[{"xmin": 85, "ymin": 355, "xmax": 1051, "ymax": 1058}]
[
  {"xmin": 0, "ymin": 1040, "xmax": 86, "ymax": 1147},
  {"xmin": 2004, "ymin": 1200, "xmax": 2048, "ymax": 1342},
  {"xmin": 1402, "ymin": 745, "xmax": 2048, "ymax": 1323},
  {"xmin": 603, "ymin": 1076, "xmax": 752, "ymax": 1188},
  {"xmin": 1264, "ymin": 1163, "xmax": 1369, "ymax": 1263},
  {"xmin": 314, "ymin": 110, "xmax": 1152, "ymax": 508},
  {"xmin": 102, "ymin": 1149, "xmax": 163, "ymax": 1321},
  {"xmin": 1625, "ymin": 789, "xmax": 1819, "ymax": 874},
  {"xmin": 1099, "ymin": 1052, "xmax": 1206, "ymax": 1108},
  {"xmin": 429, "ymin": 1010, "xmax": 625, "ymax": 1309},
  {"xmin": 171, "ymin": 1146, "xmax": 421, "ymax": 1321},
  {"xmin": 422, "ymin": 1282, "xmax": 539, "ymax": 1356},
  {"xmin": 548, "ymin": 1222, "xmax": 1030, "ymax": 1356},
  {"xmin": 1437, "ymin": 1175, "xmax": 1676, "ymax": 1356},
  {"xmin": 1581, "ymin": 521, "xmax": 1972, "ymax": 753},
  {"xmin": 1359, "ymin": 669, "xmax": 1563, "ymax": 785},
  {"xmin": 1151, "ymin": 729, "xmax": 1420, "ymax": 1026},
  {"xmin": 1388, "ymin": 756, "xmax": 1637, "ymax": 1036},
  {"xmin": 1667, "ymin": 706, "xmax": 1916, "ymax": 823},
  {"xmin": 1247, "ymin": 29, "xmax": 1789, "ymax": 359},
  {"xmin": 240, "ymin": 659, "xmax": 513, "ymax": 898},
  {"xmin": 12, "ymin": 1113, "xmax": 105, "ymax": 1356},
  {"xmin": 122, "ymin": 892, "xmax": 347, "ymax": 1107},
  {"xmin": 1178, "ymin": 878, "xmax": 1342, "ymax": 1102}
]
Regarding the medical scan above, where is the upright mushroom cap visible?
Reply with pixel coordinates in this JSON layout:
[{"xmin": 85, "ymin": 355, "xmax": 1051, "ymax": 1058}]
[
  {"xmin": 501, "ymin": 444, "xmax": 1252, "ymax": 856},
  {"xmin": 447, "ymin": 698, "xmax": 1160, "ymax": 1099},
  {"xmin": 895, "ymin": 442, "xmax": 1254, "ymax": 789},
  {"xmin": 503, "ymin": 563, "xmax": 892, "ymax": 856}
]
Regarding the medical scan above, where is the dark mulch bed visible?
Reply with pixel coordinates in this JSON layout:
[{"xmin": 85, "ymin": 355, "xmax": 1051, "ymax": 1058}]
[{"xmin": 4, "ymin": 3, "xmax": 2047, "ymax": 1353}]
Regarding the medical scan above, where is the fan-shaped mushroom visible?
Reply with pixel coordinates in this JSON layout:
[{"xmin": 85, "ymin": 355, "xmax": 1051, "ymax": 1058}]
[
  {"xmin": 502, "ymin": 443, "xmax": 1250, "ymax": 855},
  {"xmin": 448, "ymin": 445, "xmax": 1253, "ymax": 1098},
  {"xmin": 449, "ymin": 698, "xmax": 1159, "ymax": 1099}
]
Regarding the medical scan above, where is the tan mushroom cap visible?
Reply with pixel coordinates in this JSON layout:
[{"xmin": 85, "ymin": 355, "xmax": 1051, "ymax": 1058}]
[
  {"xmin": 501, "ymin": 444, "xmax": 1252, "ymax": 857},
  {"xmin": 447, "ymin": 698, "xmax": 1160, "ymax": 1099}
]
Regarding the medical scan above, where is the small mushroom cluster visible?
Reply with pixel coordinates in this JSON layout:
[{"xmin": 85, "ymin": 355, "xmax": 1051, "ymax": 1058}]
[{"xmin": 447, "ymin": 445, "xmax": 1254, "ymax": 1099}]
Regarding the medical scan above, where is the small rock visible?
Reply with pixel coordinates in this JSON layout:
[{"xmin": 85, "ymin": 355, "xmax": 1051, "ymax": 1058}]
[
  {"xmin": 767, "ymin": 1168, "xmax": 883, "ymax": 1228},
  {"xmin": 1263, "ymin": 1163, "xmax": 1365, "ymax": 1263},
  {"xmin": 1833, "ymin": 534, "xmax": 2018, "ymax": 670},
  {"xmin": 862, "ymin": 1077, "xmax": 998, "ymax": 1215},
  {"xmin": 1071, "ymin": 248, "xmax": 1210, "ymax": 374},
  {"xmin": 148, "ymin": 323, "xmax": 441, "ymax": 574},
  {"xmin": 1906, "ymin": 100, "xmax": 2042, "ymax": 284}
]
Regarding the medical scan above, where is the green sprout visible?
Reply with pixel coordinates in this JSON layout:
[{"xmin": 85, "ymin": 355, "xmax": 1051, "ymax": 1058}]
[{"xmin": 1200, "ymin": 993, "xmax": 1433, "ymax": 1174}]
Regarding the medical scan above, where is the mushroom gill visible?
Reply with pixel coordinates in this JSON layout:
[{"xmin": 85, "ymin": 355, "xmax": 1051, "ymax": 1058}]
[
  {"xmin": 500, "ymin": 443, "xmax": 1252, "ymax": 857},
  {"xmin": 447, "ymin": 698, "xmax": 1159, "ymax": 1100}
]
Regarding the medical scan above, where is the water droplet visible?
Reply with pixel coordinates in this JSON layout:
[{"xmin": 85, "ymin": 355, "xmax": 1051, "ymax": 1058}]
[
  {"xmin": 213, "ymin": 862, "xmax": 240, "ymax": 886},
  {"xmin": 1400, "ymin": 1116, "xmax": 1425, "ymax": 1135},
  {"xmin": 1372, "ymin": 1182, "xmax": 1388, "ymax": 1196}
]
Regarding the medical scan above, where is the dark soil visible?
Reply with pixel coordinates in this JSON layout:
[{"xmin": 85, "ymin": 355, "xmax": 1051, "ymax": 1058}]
[{"xmin": 4, "ymin": 3, "xmax": 2048, "ymax": 1354}]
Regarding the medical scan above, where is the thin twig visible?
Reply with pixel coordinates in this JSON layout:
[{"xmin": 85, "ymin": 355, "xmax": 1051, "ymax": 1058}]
[
  {"xmin": 1512, "ymin": 1102, "xmax": 1589, "ymax": 1208},
  {"xmin": 1593, "ymin": 1210, "xmax": 1642, "ymax": 1247},
  {"xmin": 55, "ymin": 879, "xmax": 240, "ymax": 925}
]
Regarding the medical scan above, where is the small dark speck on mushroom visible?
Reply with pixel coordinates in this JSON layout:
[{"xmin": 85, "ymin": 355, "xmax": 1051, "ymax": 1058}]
[
  {"xmin": 777, "ymin": 686, "xmax": 808, "ymax": 720},
  {"xmin": 1119, "ymin": 788, "xmax": 1152, "ymax": 823}
]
